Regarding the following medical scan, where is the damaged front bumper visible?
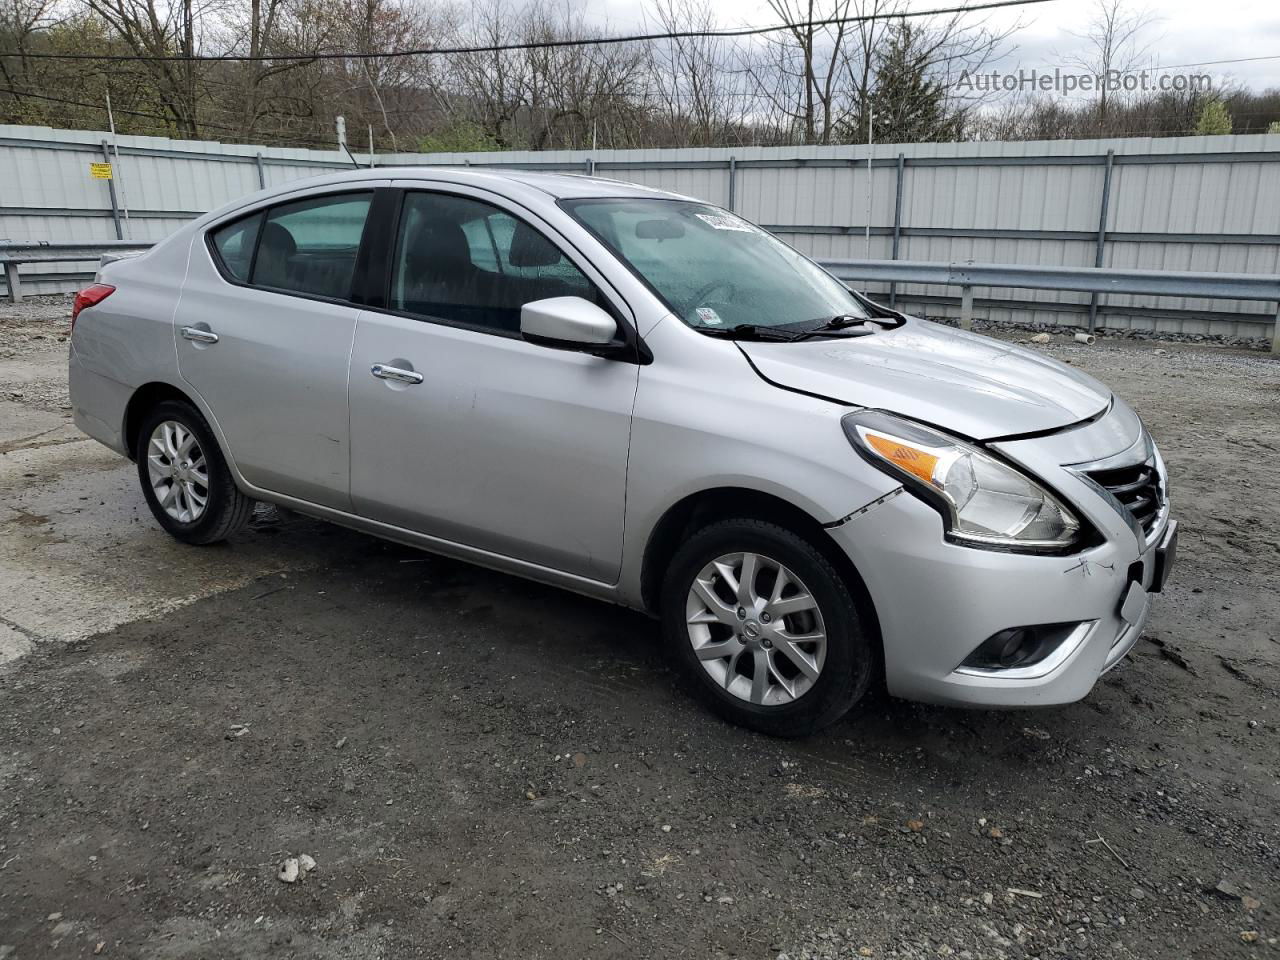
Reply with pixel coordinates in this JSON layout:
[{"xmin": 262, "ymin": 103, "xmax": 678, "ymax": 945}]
[{"xmin": 828, "ymin": 399, "xmax": 1175, "ymax": 708}]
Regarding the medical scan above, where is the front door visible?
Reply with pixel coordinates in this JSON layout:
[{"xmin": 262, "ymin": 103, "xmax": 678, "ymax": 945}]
[
  {"xmin": 176, "ymin": 189, "xmax": 376, "ymax": 510},
  {"xmin": 347, "ymin": 188, "xmax": 639, "ymax": 582}
]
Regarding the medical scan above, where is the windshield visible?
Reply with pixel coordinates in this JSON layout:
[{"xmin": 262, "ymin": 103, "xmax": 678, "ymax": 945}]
[{"xmin": 562, "ymin": 198, "xmax": 869, "ymax": 332}]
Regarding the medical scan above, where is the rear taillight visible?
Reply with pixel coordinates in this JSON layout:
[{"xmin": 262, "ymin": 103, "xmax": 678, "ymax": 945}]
[{"xmin": 71, "ymin": 283, "xmax": 115, "ymax": 332}]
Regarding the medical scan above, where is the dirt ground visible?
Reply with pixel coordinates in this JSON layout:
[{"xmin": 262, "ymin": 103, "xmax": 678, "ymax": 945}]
[{"xmin": 1, "ymin": 296, "xmax": 1278, "ymax": 960}]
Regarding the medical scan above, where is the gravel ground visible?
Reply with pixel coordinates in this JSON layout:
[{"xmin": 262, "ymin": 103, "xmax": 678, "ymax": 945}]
[
  {"xmin": 0, "ymin": 297, "xmax": 75, "ymax": 411},
  {"xmin": 1, "ymin": 297, "xmax": 1278, "ymax": 959}
]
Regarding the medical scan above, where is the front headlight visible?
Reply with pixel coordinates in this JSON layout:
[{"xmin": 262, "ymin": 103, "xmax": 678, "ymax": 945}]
[{"xmin": 842, "ymin": 410, "xmax": 1082, "ymax": 552}]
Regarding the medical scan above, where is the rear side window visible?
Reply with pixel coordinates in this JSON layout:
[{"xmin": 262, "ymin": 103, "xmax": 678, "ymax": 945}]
[
  {"xmin": 210, "ymin": 213, "xmax": 262, "ymax": 282},
  {"xmin": 251, "ymin": 193, "xmax": 373, "ymax": 300}
]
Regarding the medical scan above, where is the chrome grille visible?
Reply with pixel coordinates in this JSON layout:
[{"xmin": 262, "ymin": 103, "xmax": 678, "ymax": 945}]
[{"xmin": 1087, "ymin": 458, "xmax": 1164, "ymax": 535}]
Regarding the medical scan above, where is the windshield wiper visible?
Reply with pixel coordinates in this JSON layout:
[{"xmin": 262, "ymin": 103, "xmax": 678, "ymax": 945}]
[
  {"xmin": 697, "ymin": 323, "xmax": 804, "ymax": 342},
  {"xmin": 791, "ymin": 315, "xmax": 877, "ymax": 341},
  {"xmin": 698, "ymin": 318, "xmax": 879, "ymax": 343},
  {"xmin": 811, "ymin": 314, "xmax": 872, "ymax": 331}
]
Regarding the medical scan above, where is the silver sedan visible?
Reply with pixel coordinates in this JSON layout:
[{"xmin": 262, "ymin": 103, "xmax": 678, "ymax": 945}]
[{"xmin": 68, "ymin": 169, "xmax": 1176, "ymax": 735}]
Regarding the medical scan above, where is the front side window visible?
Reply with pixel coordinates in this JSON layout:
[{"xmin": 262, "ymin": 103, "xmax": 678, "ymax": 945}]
[
  {"xmin": 390, "ymin": 192, "xmax": 597, "ymax": 335},
  {"xmin": 248, "ymin": 192, "xmax": 373, "ymax": 300},
  {"xmin": 564, "ymin": 198, "xmax": 867, "ymax": 332}
]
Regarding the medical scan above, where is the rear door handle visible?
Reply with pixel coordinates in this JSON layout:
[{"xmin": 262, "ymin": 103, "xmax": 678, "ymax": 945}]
[
  {"xmin": 180, "ymin": 326, "xmax": 219, "ymax": 344},
  {"xmin": 371, "ymin": 363, "xmax": 424, "ymax": 385}
]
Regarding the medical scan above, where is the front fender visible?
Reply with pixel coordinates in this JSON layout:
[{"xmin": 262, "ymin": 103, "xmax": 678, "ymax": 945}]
[{"xmin": 615, "ymin": 320, "xmax": 900, "ymax": 608}]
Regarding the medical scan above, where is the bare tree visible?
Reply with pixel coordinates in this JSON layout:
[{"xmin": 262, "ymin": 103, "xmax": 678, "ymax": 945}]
[
  {"xmin": 448, "ymin": 0, "xmax": 524, "ymax": 147},
  {"xmin": 1062, "ymin": 0, "xmax": 1159, "ymax": 126},
  {"xmin": 445, "ymin": 0, "xmax": 652, "ymax": 151},
  {"xmin": 0, "ymin": 0, "xmax": 55, "ymax": 86},
  {"xmin": 208, "ymin": 0, "xmax": 326, "ymax": 139},
  {"xmin": 74, "ymin": 0, "xmax": 225, "ymax": 135},
  {"xmin": 745, "ymin": 0, "xmax": 862, "ymax": 145},
  {"xmin": 640, "ymin": 0, "xmax": 757, "ymax": 147}
]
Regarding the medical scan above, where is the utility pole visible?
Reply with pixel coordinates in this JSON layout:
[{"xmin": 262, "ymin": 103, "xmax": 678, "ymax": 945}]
[
  {"xmin": 182, "ymin": 0, "xmax": 195, "ymax": 136},
  {"xmin": 105, "ymin": 92, "xmax": 130, "ymax": 239},
  {"xmin": 865, "ymin": 105, "xmax": 874, "ymax": 258}
]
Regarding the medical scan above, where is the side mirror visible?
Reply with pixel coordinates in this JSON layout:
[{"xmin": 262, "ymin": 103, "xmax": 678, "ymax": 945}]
[{"xmin": 521, "ymin": 296, "xmax": 619, "ymax": 352}]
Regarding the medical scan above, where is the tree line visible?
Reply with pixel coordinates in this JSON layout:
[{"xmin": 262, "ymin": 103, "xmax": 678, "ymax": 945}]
[{"xmin": 1, "ymin": 0, "xmax": 1277, "ymax": 150}]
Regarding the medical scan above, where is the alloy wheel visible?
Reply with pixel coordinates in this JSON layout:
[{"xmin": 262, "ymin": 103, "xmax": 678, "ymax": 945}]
[
  {"xmin": 146, "ymin": 420, "xmax": 209, "ymax": 523},
  {"xmin": 684, "ymin": 551, "xmax": 827, "ymax": 706}
]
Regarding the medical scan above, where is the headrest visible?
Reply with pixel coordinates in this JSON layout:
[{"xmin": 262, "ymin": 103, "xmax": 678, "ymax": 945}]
[
  {"xmin": 406, "ymin": 216, "xmax": 471, "ymax": 269},
  {"xmin": 259, "ymin": 222, "xmax": 297, "ymax": 257},
  {"xmin": 509, "ymin": 220, "xmax": 563, "ymax": 268}
]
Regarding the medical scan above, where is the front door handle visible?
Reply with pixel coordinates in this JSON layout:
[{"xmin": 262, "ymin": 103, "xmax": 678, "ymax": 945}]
[
  {"xmin": 371, "ymin": 363, "xmax": 424, "ymax": 385},
  {"xmin": 180, "ymin": 326, "xmax": 219, "ymax": 344}
]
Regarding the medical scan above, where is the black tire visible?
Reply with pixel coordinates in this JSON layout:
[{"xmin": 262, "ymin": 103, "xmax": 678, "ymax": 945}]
[
  {"xmin": 660, "ymin": 519, "xmax": 874, "ymax": 737},
  {"xmin": 134, "ymin": 399, "xmax": 255, "ymax": 545}
]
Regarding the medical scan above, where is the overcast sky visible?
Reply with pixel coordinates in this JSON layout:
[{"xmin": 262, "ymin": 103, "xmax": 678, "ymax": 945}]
[{"xmin": 581, "ymin": 0, "xmax": 1280, "ymax": 95}]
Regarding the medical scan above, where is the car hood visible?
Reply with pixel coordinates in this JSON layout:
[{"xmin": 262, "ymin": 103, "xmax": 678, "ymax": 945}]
[{"xmin": 739, "ymin": 318, "xmax": 1112, "ymax": 441}]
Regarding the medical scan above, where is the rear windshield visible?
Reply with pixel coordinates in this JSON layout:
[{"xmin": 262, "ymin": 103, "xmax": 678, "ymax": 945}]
[{"xmin": 562, "ymin": 198, "xmax": 867, "ymax": 331}]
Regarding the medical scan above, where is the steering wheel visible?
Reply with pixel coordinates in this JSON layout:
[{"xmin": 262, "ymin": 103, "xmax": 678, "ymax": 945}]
[{"xmin": 683, "ymin": 280, "xmax": 736, "ymax": 318}]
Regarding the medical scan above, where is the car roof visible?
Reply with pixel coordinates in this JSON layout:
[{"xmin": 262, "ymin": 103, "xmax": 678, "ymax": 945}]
[
  {"xmin": 188, "ymin": 165, "xmax": 700, "ymax": 238},
  {"xmin": 388, "ymin": 166, "xmax": 694, "ymax": 201}
]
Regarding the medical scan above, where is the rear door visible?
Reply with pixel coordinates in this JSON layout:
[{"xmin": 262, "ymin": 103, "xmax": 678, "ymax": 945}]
[
  {"xmin": 177, "ymin": 188, "xmax": 379, "ymax": 510},
  {"xmin": 347, "ymin": 186, "xmax": 641, "ymax": 582}
]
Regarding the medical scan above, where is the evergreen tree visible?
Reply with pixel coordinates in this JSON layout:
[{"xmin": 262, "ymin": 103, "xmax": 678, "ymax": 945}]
[
  {"xmin": 1194, "ymin": 99, "xmax": 1233, "ymax": 136},
  {"xmin": 862, "ymin": 20, "xmax": 962, "ymax": 144}
]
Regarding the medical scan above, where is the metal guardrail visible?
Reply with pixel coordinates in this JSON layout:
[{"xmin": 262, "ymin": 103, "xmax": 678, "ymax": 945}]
[
  {"xmin": 0, "ymin": 241, "xmax": 152, "ymax": 303},
  {"xmin": 819, "ymin": 258, "xmax": 1280, "ymax": 353}
]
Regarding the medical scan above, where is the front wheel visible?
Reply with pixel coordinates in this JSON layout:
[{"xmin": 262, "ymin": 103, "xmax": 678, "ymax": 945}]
[
  {"xmin": 660, "ymin": 519, "xmax": 874, "ymax": 737},
  {"xmin": 135, "ymin": 399, "xmax": 255, "ymax": 545}
]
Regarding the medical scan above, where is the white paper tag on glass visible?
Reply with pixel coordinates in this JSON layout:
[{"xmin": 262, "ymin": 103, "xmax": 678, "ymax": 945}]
[
  {"xmin": 696, "ymin": 307, "xmax": 724, "ymax": 326},
  {"xmin": 695, "ymin": 212, "xmax": 755, "ymax": 233}
]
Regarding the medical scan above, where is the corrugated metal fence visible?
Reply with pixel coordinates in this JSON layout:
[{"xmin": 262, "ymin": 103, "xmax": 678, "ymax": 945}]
[{"xmin": 3, "ymin": 123, "xmax": 1279, "ymax": 336}]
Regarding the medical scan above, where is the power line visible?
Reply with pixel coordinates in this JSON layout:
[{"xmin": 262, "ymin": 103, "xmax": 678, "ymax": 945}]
[
  {"xmin": 0, "ymin": 0, "xmax": 1057, "ymax": 62},
  {"xmin": 0, "ymin": 86, "xmax": 338, "ymax": 144},
  {"xmin": 1153, "ymin": 54, "xmax": 1280, "ymax": 71}
]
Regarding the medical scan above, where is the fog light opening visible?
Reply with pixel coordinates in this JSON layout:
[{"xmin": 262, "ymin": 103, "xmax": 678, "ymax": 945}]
[
  {"xmin": 960, "ymin": 622, "xmax": 1086, "ymax": 674},
  {"xmin": 995, "ymin": 629, "xmax": 1035, "ymax": 667}
]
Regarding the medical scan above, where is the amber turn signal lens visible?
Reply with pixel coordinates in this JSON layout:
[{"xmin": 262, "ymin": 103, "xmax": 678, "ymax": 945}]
[{"xmin": 864, "ymin": 433, "xmax": 939, "ymax": 485}]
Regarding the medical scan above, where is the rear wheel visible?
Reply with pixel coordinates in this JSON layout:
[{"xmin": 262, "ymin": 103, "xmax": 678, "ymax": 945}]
[
  {"xmin": 661, "ymin": 519, "xmax": 873, "ymax": 737},
  {"xmin": 135, "ymin": 399, "xmax": 254, "ymax": 545}
]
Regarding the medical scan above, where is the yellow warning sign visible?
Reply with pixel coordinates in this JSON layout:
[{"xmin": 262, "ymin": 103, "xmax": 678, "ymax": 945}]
[{"xmin": 89, "ymin": 162, "xmax": 113, "ymax": 180}]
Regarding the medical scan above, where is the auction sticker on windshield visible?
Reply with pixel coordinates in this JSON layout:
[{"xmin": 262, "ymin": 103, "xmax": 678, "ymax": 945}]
[
  {"xmin": 696, "ymin": 307, "xmax": 724, "ymax": 325},
  {"xmin": 696, "ymin": 212, "xmax": 756, "ymax": 233}
]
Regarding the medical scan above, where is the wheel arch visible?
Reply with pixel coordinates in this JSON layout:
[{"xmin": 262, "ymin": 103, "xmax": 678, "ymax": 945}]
[
  {"xmin": 122, "ymin": 381, "xmax": 202, "ymax": 462},
  {"xmin": 638, "ymin": 487, "xmax": 882, "ymax": 653}
]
